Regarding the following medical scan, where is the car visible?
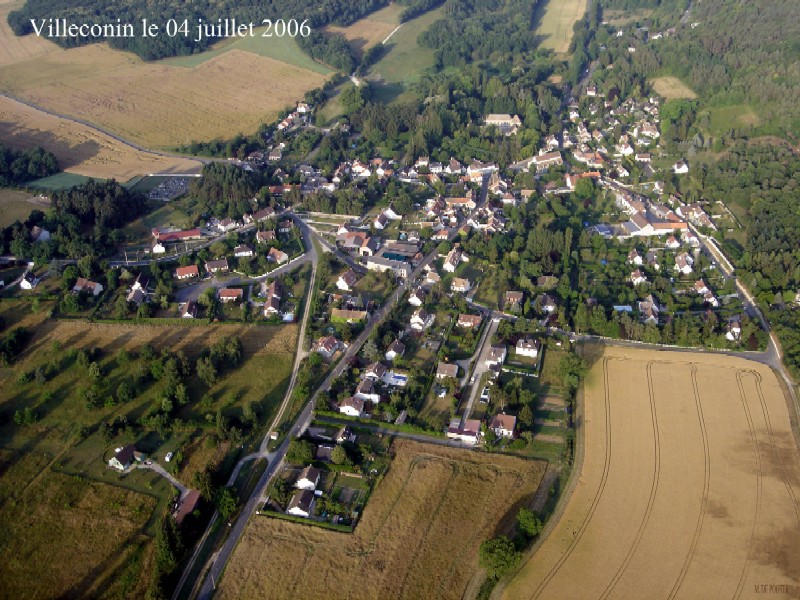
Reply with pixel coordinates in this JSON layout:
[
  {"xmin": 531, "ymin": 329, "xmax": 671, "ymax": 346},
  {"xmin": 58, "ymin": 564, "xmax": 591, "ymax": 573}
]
[{"xmin": 165, "ymin": 452, "xmax": 174, "ymax": 462}]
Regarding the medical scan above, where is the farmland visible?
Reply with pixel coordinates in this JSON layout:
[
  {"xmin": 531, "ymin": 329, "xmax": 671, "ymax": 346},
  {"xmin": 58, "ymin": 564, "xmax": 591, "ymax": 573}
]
[
  {"xmin": 0, "ymin": 94, "xmax": 202, "ymax": 180},
  {"xmin": 0, "ymin": 187, "xmax": 49, "ymax": 227},
  {"xmin": 650, "ymin": 75, "xmax": 698, "ymax": 100},
  {"xmin": 216, "ymin": 440, "xmax": 547, "ymax": 599},
  {"xmin": 501, "ymin": 346, "xmax": 800, "ymax": 600},
  {"xmin": 535, "ymin": 0, "xmax": 589, "ymax": 54},
  {"xmin": 323, "ymin": 3, "xmax": 404, "ymax": 59}
]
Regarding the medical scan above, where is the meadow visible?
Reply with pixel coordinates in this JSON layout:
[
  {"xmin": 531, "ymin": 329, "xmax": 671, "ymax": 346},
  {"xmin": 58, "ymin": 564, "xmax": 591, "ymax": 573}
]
[
  {"xmin": 216, "ymin": 440, "xmax": 547, "ymax": 599},
  {"xmin": 650, "ymin": 75, "xmax": 698, "ymax": 100},
  {"xmin": 535, "ymin": 0, "xmax": 589, "ymax": 54},
  {"xmin": 323, "ymin": 3, "xmax": 404, "ymax": 59},
  {"xmin": 0, "ymin": 187, "xmax": 49, "ymax": 227},
  {"xmin": 501, "ymin": 346, "xmax": 800, "ymax": 599}
]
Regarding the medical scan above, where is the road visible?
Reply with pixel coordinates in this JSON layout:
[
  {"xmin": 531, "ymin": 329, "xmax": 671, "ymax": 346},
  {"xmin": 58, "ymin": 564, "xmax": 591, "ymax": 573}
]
[
  {"xmin": 313, "ymin": 415, "xmax": 477, "ymax": 449},
  {"xmin": 459, "ymin": 315, "xmax": 500, "ymax": 428}
]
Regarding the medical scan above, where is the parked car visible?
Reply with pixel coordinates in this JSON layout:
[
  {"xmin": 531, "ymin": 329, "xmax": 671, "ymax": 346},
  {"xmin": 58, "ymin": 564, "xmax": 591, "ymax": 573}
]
[{"xmin": 165, "ymin": 452, "xmax": 174, "ymax": 462}]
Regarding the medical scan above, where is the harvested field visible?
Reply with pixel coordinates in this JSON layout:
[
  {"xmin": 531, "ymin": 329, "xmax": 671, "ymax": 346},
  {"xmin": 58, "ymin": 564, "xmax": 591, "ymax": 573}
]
[
  {"xmin": 324, "ymin": 3, "xmax": 403, "ymax": 58},
  {"xmin": 651, "ymin": 75, "xmax": 698, "ymax": 99},
  {"xmin": 0, "ymin": 0, "xmax": 58, "ymax": 67},
  {"xmin": 536, "ymin": 0, "xmax": 588, "ymax": 54},
  {"xmin": 501, "ymin": 346, "xmax": 800, "ymax": 600},
  {"xmin": 217, "ymin": 440, "xmax": 547, "ymax": 599},
  {"xmin": 0, "ymin": 95, "xmax": 202, "ymax": 180},
  {"xmin": 0, "ymin": 45, "xmax": 328, "ymax": 149}
]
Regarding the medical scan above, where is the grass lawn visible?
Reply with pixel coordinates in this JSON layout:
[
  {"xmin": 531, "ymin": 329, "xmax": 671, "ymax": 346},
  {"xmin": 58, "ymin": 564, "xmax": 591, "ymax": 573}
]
[
  {"xmin": 0, "ymin": 187, "xmax": 50, "ymax": 227},
  {"xmin": 28, "ymin": 172, "xmax": 95, "ymax": 190},
  {"xmin": 161, "ymin": 31, "xmax": 332, "ymax": 74},
  {"xmin": 707, "ymin": 105, "xmax": 761, "ymax": 133},
  {"xmin": 366, "ymin": 6, "xmax": 445, "ymax": 104},
  {"xmin": 120, "ymin": 197, "xmax": 196, "ymax": 244}
]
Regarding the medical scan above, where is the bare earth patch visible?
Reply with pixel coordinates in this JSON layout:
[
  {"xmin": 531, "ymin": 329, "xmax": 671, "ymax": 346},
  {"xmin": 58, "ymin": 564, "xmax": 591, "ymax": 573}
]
[
  {"xmin": 501, "ymin": 346, "xmax": 800, "ymax": 600},
  {"xmin": 651, "ymin": 76, "xmax": 698, "ymax": 100},
  {"xmin": 217, "ymin": 440, "xmax": 547, "ymax": 600}
]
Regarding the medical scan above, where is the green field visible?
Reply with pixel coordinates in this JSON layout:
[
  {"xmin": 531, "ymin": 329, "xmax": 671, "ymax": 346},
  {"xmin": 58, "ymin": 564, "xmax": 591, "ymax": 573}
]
[
  {"xmin": 0, "ymin": 188, "xmax": 47, "ymax": 227},
  {"xmin": 161, "ymin": 31, "xmax": 332, "ymax": 74},
  {"xmin": 28, "ymin": 172, "xmax": 95, "ymax": 190},
  {"xmin": 707, "ymin": 104, "xmax": 761, "ymax": 133},
  {"xmin": 366, "ymin": 6, "xmax": 445, "ymax": 103}
]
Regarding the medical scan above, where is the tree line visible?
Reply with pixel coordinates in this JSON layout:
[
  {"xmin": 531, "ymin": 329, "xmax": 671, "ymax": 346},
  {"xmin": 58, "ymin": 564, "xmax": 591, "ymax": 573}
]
[{"xmin": 0, "ymin": 142, "xmax": 58, "ymax": 186}]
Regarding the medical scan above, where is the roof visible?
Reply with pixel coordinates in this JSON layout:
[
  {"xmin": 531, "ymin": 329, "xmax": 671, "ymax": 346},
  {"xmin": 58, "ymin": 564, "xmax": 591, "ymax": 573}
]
[
  {"xmin": 175, "ymin": 489, "xmax": 201, "ymax": 524},
  {"xmin": 219, "ymin": 288, "xmax": 243, "ymax": 299},
  {"xmin": 175, "ymin": 265, "xmax": 199, "ymax": 277},
  {"xmin": 489, "ymin": 413, "xmax": 517, "ymax": 432},
  {"xmin": 287, "ymin": 489, "xmax": 315, "ymax": 513},
  {"xmin": 298, "ymin": 465, "xmax": 321, "ymax": 484},
  {"xmin": 339, "ymin": 269, "xmax": 360, "ymax": 287},
  {"xmin": 115, "ymin": 444, "xmax": 136, "ymax": 466},
  {"xmin": 458, "ymin": 314, "xmax": 482, "ymax": 327},
  {"xmin": 516, "ymin": 337, "xmax": 541, "ymax": 352},
  {"xmin": 487, "ymin": 345, "xmax": 506, "ymax": 362},
  {"xmin": 437, "ymin": 362, "xmax": 458, "ymax": 378},
  {"xmin": 366, "ymin": 362, "xmax": 387, "ymax": 377},
  {"xmin": 340, "ymin": 396, "xmax": 365, "ymax": 412},
  {"xmin": 387, "ymin": 339, "xmax": 406, "ymax": 355},
  {"xmin": 206, "ymin": 258, "xmax": 229, "ymax": 270}
]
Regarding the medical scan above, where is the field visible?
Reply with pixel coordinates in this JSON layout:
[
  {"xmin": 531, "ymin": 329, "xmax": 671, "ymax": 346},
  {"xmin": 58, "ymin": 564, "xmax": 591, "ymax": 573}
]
[
  {"xmin": 365, "ymin": 6, "xmax": 445, "ymax": 103},
  {"xmin": 0, "ymin": 0, "xmax": 57, "ymax": 67},
  {"xmin": 0, "ymin": 94, "xmax": 202, "ymax": 180},
  {"xmin": 535, "ymin": 0, "xmax": 589, "ymax": 54},
  {"xmin": 708, "ymin": 105, "xmax": 762, "ymax": 132},
  {"xmin": 501, "ymin": 346, "xmax": 800, "ymax": 600},
  {"xmin": 217, "ymin": 440, "xmax": 547, "ymax": 599},
  {"xmin": 324, "ymin": 3, "xmax": 404, "ymax": 59},
  {"xmin": 0, "ymin": 187, "xmax": 49, "ymax": 227},
  {"xmin": 650, "ymin": 76, "xmax": 698, "ymax": 100}
]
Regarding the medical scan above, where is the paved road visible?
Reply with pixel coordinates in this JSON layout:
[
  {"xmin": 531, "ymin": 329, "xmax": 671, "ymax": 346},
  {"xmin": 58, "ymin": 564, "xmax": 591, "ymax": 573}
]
[
  {"xmin": 313, "ymin": 415, "xmax": 477, "ymax": 450},
  {"xmin": 460, "ymin": 315, "xmax": 500, "ymax": 428}
]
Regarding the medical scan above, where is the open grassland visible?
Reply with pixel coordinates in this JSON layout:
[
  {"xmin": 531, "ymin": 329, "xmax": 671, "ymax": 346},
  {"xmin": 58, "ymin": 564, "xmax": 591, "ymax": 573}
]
[
  {"xmin": 650, "ymin": 75, "xmax": 698, "ymax": 99},
  {"xmin": 708, "ymin": 104, "xmax": 762, "ymax": 132},
  {"xmin": 0, "ymin": 94, "xmax": 202, "ymax": 180},
  {"xmin": 324, "ymin": 3, "xmax": 404, "ymax": 59},
  {"xmin": 217, "ymin": 440, "xmax": 547, "ymax": 599},
  {"xmin": 366, "ymin": 6, "xmax": 445, "ymax": 103},
  {"xmin": 0, "ymin": 187, "xmax": 49, "ymax": 227},
  {"xmin": 501, "ymin": 346, "xmax": 800, "ymax": 600},
  {"xmin": 535, "ymin": 0, "xmax": 588, "ymax": 54},
  {"xmin": 0, "ymin": 44, "xmax": 328, "ymax": 149}
]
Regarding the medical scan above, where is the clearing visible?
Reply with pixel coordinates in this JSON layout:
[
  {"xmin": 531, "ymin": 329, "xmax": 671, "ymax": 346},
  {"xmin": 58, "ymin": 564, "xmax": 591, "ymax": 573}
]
[
  {"xmin": 501, "ymin": 346, "xmax": 800, "ymax": 600},
  {"xmin": 0, "ymin": 94, "xmax": 202, "ymax": 180},
  {"xmin": 323, "ymin": 3, "xmax": 404, "ymax": 59},
  {"xmin": 217, "ymin": 440, "xmax": 547, "ymax": 599},
  {"xmin": 708, "ymin": 105, "xmax": 762, "ymax": 132},
  {"xmin": 535, "ymin": 0, "xmax": 589, "ymax": 54},
  {"xmin": 650, "ymin": 76, "xmax": 698, "ymax": 100},
  {"xmin": 0, "ymin": 187, "xmax": 50, "ymax": 227}
]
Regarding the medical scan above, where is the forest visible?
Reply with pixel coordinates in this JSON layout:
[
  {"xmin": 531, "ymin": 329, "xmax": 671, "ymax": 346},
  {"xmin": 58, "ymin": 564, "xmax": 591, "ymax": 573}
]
[
  {"xmin": 0, "ymin": 143, "xmax": 59, "ymax": 186},
  {"xmin": 297, "ymin": 32, "xmax": 355, "ymax": 73},
  {"xmin": 8, "ymin": 0, "xmax": 390, "ymax": 59}
]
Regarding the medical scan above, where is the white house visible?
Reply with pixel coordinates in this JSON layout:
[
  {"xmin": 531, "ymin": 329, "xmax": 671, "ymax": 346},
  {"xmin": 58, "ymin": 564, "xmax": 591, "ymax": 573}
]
[
  {"xmin": 19, "ymin": 272, "xmax": 39, "ymax": 290},
  {"xmin": 355, "ymin": 378, "xmax": 381, "ymax": 404},
  {"xmin": 489, "ymin": 414, "xmax": 517, "ymax": 438},
  {"xmin": 337, "ymin": 269, "xmax": 360, "ymax": 291},
  {"xmin": 287, "ymin": 489, "xmax": 315, "ymax": 517},
  {"xmin": 515, "ymin": 337, "xmax": 541, "ymax": 359},
  {"xmin": 485, "ymin": 345, "xmax": 507, "ymax": 368},
  {"xmin": 408, "ymin": 287, "xmax": 426, "ymax": 307},
  {"xmin": 233, "ymin": 244, "xmax": 254, "ymax": 258},
  {"xmin": 73, "ymin": 277, "xmax": 103, "ymax": 297},
  {"xmin": 410, "ymin": 308, "xmax": 434, "ymax": 331},
  {"xmin": 295, "ymin": 465, "xmax": 321, "ymax": 491},
  {"xmin": 339, "ymin": 397, "xmax": 365, "ymax": 418},
  {"xmin": 673, "ymin": 160, "xmax": 689, "ymax": 174},
  {"xmin": 451, "ymin": 278, "xmax": 472, "ymax": 293},
  {"xmin": 631, "ymin": 269, "xmax": 648, "ymax": 286},
  {"xmin": 385, "ymin": 339, "xmax": 406, "ymax": 362},
  {"xmin": 675, "ymin": 252, "xmax": 694, "ymax": 275}
]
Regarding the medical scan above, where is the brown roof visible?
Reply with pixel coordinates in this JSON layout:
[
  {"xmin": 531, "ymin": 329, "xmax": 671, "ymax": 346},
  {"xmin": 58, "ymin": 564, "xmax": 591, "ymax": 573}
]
[
  {"xmin": 489, "ymin": 413, "xmax": 517, "ymax": 432},
  {"xmin": 458, "ymin": 314, "xmax": 482, "ymax": 328},
  {"xmin": 219, "ymin": 288, "xmax": 243, "ymax": 299},
  {"xmin": 175, "ymin": 490, "xmax": 201, "ymax": 524},
  {"xmin": 175, "ymin": 265, "xmax": 199, "ymax": 278}
]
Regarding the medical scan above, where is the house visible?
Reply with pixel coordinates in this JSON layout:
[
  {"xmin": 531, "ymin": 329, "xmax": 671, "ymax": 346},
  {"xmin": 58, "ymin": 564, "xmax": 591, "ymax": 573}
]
[
  {"xmin": 645, "ymin": 250, "xmax": 661, "ymax": 270},
  {"xmin": 256, "ymin": 230, "xmax": 276, "ymax": 244},
  {"xmin": 451, "ymin": 278, "xmax": 472, "ymax": 293},
  {"xmin": 175, "ymin": 265, "xmax": 199, "ymax": 280},
  {"xmin": 635, "ymin": 153, "xmax": 652, "ymax": 163},
  {"xmin": 339, "ymin": 396, "xmax": 365, "ymax": 418},
  {"xmin": 410, "ymin": 308, "xmax": 434, "ymax": 331},
  {"xmin": 313, "ymin": 335, "xmax": 340, "ymax": 359},
  {"xmin": 233, "ymin": 244, "xmax": 254, "ymax": 258},
  {"xmin": 364, "ymin": 362, "xmax": 387, "ymax": 380},
  {"xmin": 218, "ymin": 288, "xmax": 243, "ymax": 303},
  {"xmin": 331, "ymin": 308, "xmax": 367, "ymax": 323},
  {"xmin": 373, "ymin": 213, "xmax": 389, "ymax": 230},
  {"xmin": 489, "ymin": 414, "xmax": 517, "ymax": 438},
  {"xmin": 504, "ymin": 291, "xmax": 524, "ymax": 311},
  {"xmin": 673, "ymin": 160, "xmax": 689, "ymax": 174},
  {"xmin": 180, "ymin": 301, "xmax": 198, "ymax": 319},
  {"xmin": 446, "ymin": 418, "xmax": 481, "ymax": 444},
  {"xmin": 278, "ymin": 220, "xmax": 294, "ymax": 234},
  {"xmin": 287, "ymin": 489, "xmax": 315, "ymax": 518},
  {"xmin": 30, "ymin": 225, "xmax": 50, "ymax": 242},
  {"xmin": 694, "ymin": 279, "xmax": 710, "ymax": 295},
  {"xmin": 205, "ymin": 258, "xmax": 229, "ymax": 275},
  {"xmin": 336, "ymin": 426, "xmax": 356, "ymax": 444},
  {"xmin": 665, "ymin": 235, "xmax": 681, "ymax": 250},
  {"xmin": 443, "ymin": 248, "xmax": 462, "ymax": 273},
  {"xmin": 726, "ymin": 319, "xmax": 742, "ymax": 342},
  {"xmin": 365, "ymin": 256, "xmax": 410, "ymax": 279},
  {"xmin": 72, "ymin": 277, "xmax": 103, "ymax": 297},
  {"xmin": 385, "ymin": 339, "xmax": 406, "ymax": 362},
  {"xmin": 586, "ymin": 84, "xmax": 598, "ymax": 97},
  {"xmin": 631, "ymin": 269, "xmax": 648, "ymax": 286},
  {"xmin": 408, "ymin": 287, "xmax": 426, "ymax": 307},
  {"xmin": 215, "ymin": 218, "xmax": 238, "ymax": 233},
  {"xmin": 516, "ymin": 337, "xmax": 541, "ymax": 358},
  {"xmin": 268, "ymin": 248, "xmax": 289, "ymax": 264},
  {"xmin": 538, "ymin": 294, "xmax": 558, "ymax": 313},
  {"xmin": 628, "ymin": 249, "xmax": 643, "ymax": 265},
  {"xmin": 355, "ymin": 378, "xmax": 381, "ymax": 403},
  {"xmin": 675, "ymin": 252, "xmax": 694, "ymax": 275},
  {"xmin": 484, "ymin": 113, "xmax": 522, "ymax": 135},
  {"xmin": 295, "ymin": 465, "xmax": 321, "ymax": 491},
  {"xmin": 108, "ymin": 444, "xmax": 139, "ymax": 471},
  {"xmin": 152, "ymin": 228, "xmax": 202, "ymax": 243},
  {"xmin": 485, "ymin": 345, "xmax": 507, "ymax": 368},
  {"xmin": 436, "ymin": 362, "xmax": 459, "ymax": 379},
  {"xmin": 638, "ymin": 294, "xmax": 660, "ymax": 325},
  {"xmin": 424, "ymin": 270, "xmax": 441, "ymax": 287},
  {"xmin": 253, "ymin": 207, "xmax": 276, "ymax": 222},
  {"xmin": 704, "ymin": 290, "xmax": 719, "ymax": 307},
  {"xmin": 126, "ymin": 275, "xmax": 148, "ymax": 305},
  {"xmin": 337, "ymin": 269, "xmax": 360, "ymax": 291},
  {"xmin": 174, "ymin": 489, "xmax": 202, "ymax": 525},
  {"xmin": 458, "ymin": 314, "xmax": 482, "ymax": 329},
  {"xmin": 531, "ymin": 151, "xmax": 563, "ymax": 173}
]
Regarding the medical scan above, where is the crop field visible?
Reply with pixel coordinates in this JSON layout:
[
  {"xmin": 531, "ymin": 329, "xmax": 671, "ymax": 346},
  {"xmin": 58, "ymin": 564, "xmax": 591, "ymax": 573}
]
[
  {"xmin": 366, "ymin": 6, "xmax": 445, "ymax": 103},
  {"xmin": 0, "ymin": 94, "xmax": 202, "ymax": 180},
  {"xmin": 0, "ymin": 0, "xmax": 56, "ymax": 66},
  {"xmin": 0, "ymin": 43, "xmax": 329, "ymax": 150},
  {"xmin": 217, "ymin": 440, "xmax": 547, "ymax": 599},
  {"xmin": 650, "ymin": 76, "xmax": 698, "ymax": 100},
  {"xmin": 324, "ymin": 3, "xmax": 404, "ymax": 58},
  {"xmin": 535, "ymin": 0, "xmax": 588, "ymax": 54},
  {"xmin": 501, "ymin": 346, "xmax": 800, "ymax": 600}
]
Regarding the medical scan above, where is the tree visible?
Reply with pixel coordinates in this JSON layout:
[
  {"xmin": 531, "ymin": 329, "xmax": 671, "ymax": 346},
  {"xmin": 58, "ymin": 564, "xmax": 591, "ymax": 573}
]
[
  {"xmin": 516, "ymin": 507, "xmax": 543, "ymax": 539},
  {"xmin": 193, "ymin": 466, "xmax": 216, "ymax": 501},
  {"xmin": 215, "ymin": 486, "xmax": 238, "ymax": 519},
  {"xmin": 286, "ymin": 439, "xmax": 314, "ymax": 464},
  {"xmin": 519, "ymin": 404, "xmax": 534, "ymax": 428},
  {"xmin": 196, "ymin": 356, "xmax": 217, "ymax": 387},
  {"xmin": 331, "ymin": 445, "xmax": 350, "ymax": 465},
  {"xmin": 478, "ymin": 536, "xmax": 521, "ymax": 578}
]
